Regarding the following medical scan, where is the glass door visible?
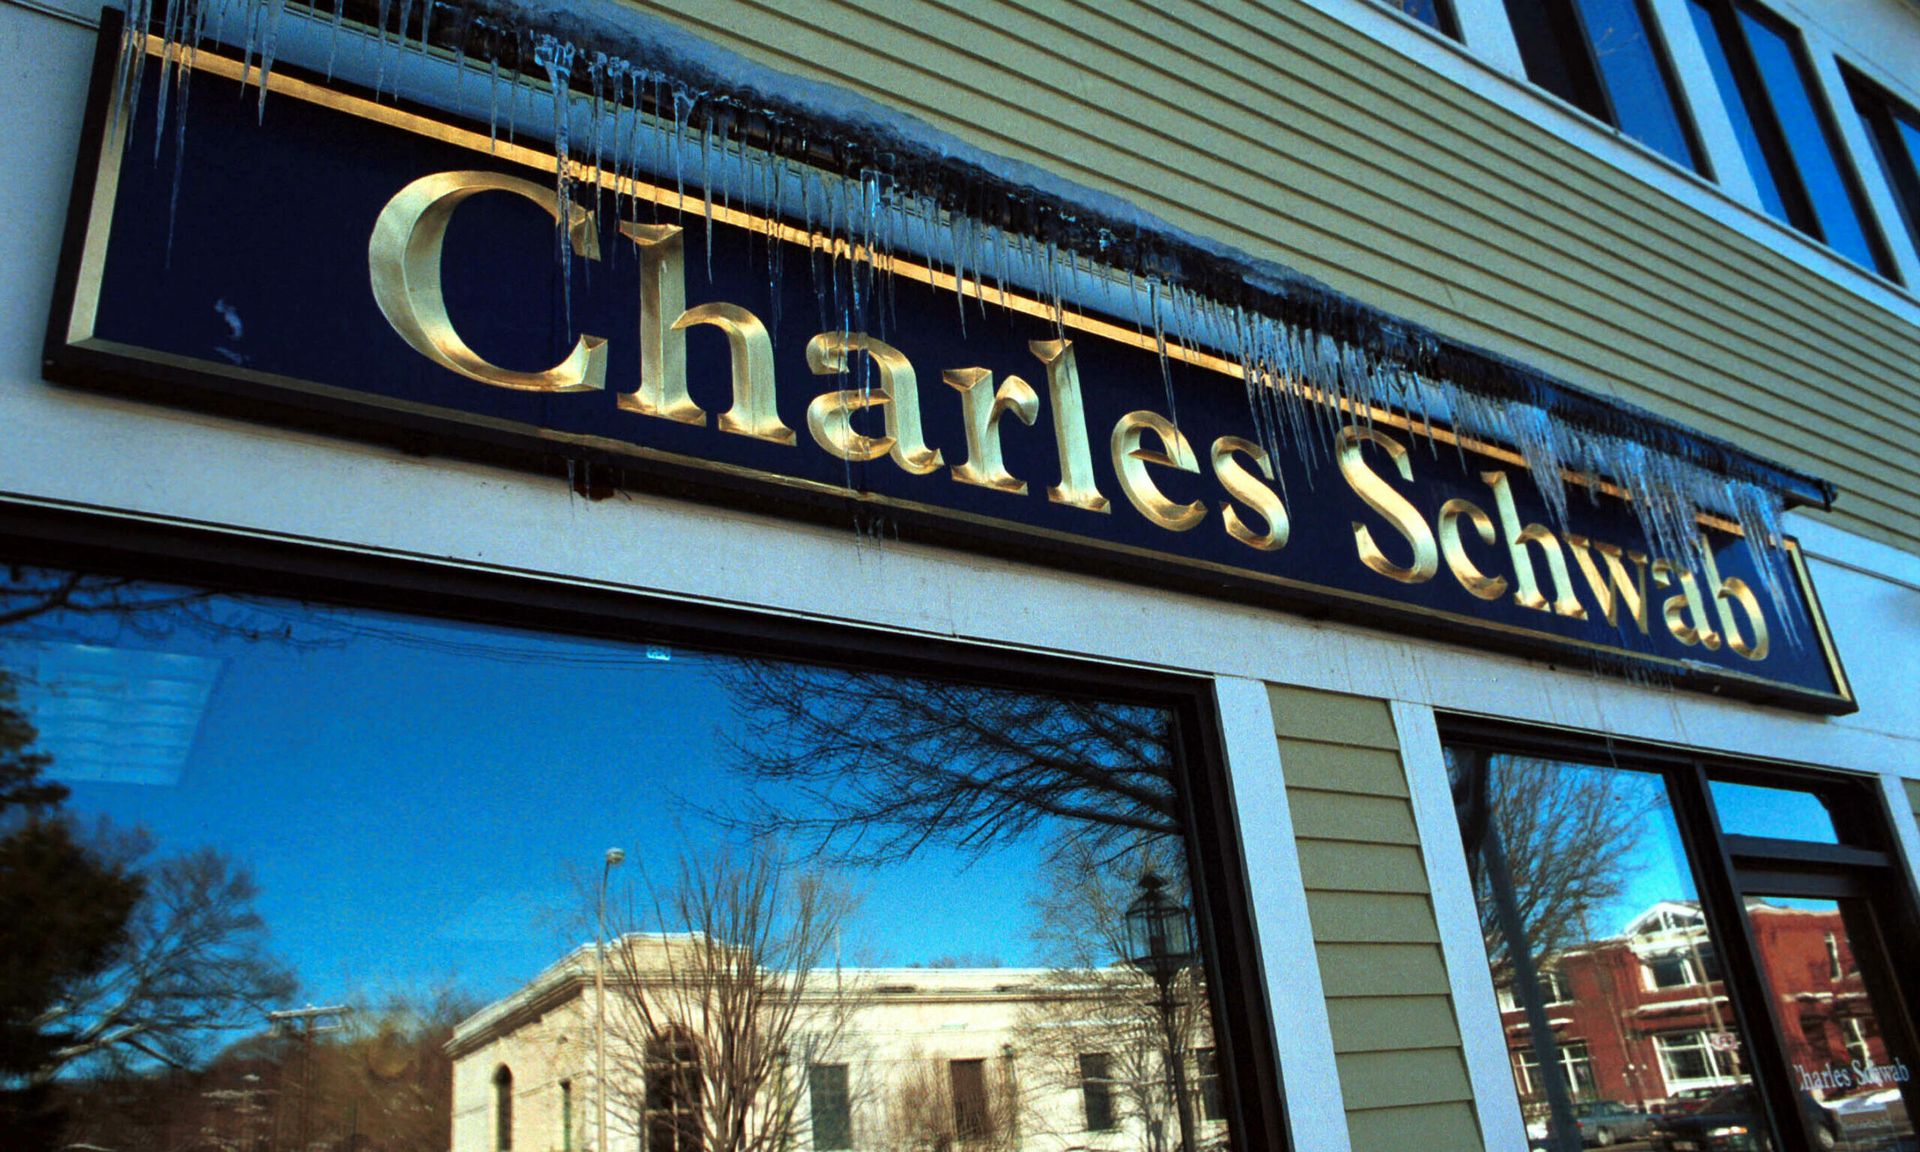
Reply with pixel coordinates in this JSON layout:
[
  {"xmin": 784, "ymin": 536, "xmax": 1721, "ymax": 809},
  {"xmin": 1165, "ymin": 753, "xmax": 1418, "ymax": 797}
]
[{"xmin": 1734, "ymin": 883, "xmax": 1918, "ymax": 1152}]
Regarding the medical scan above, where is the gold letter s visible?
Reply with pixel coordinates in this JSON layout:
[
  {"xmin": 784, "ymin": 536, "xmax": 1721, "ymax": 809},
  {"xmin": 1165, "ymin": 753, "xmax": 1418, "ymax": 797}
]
[
  {"xmin": 370, "ymin": 171, "xmax": 606, "ymax": 392},
  {"xmin": 1337, "ymin": 426, "xmax": 1437, "ymax": 584}
]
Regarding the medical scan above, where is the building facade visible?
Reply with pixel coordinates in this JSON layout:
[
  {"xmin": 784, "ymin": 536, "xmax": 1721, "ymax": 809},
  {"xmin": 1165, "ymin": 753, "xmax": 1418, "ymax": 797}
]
[{"xmin": 1, "ymin": 3, "xmax": 1918, "ymax": 1152}]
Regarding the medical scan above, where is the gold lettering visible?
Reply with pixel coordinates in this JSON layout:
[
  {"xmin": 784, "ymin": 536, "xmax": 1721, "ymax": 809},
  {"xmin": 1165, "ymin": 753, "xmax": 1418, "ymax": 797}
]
[
  {"xmin": 1030, "ymin": 339, "xmax": 1110, "ymax": 513},
  {"xmin": 1337, "ymin": 426, "xmax": 1437, "ymax": 584},
  {"xmin": 1210, "ymin": 436, "xmax": 1288, "ymax": 551},
  {"xmin": 1437, "ymin": 497, "xmax": 1508, "ymax": 601},
  {"xmin": 1654, "ymin": 560, "xmax": 1723, "ymax": 649},
  {"xmin": 1110, "ymin": 412, "xmax": 1205, "ymax": 531},
  {"xmin": 1699, "ymin": 538, "xmax": 1769, "ymax": 660},
  {"xmin": 673, "ymin": 303, "xmax": 793, "ymax": 444},
  {"xmin": 804, "ymin": 333, "xmax": 942, "ymax": 473},
  {"xmin": 618, "ymin": 224, "xmax": 793, "ymax": 444},
  {"xmin": 1565, "ymin": 534, "xmax": 1651, "ymax": 632},
  {"xmin": 945, "ymin": 368, "xmax": 1038, "ymax": 495},
  {"xmin": 370, "ymin": 170, "xmax": 606, "ymax": 392},
  {"xmin": 617, "ymin": 221, "xmax": 701, "ymax": 424},
  {"xmin": 1481, "ymin": 471, "xmax": 1587, "ymax": 619}
]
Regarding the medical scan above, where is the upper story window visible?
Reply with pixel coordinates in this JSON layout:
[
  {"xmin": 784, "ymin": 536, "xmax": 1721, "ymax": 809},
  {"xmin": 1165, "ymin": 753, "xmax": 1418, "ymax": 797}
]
[
  {"xmin": 1686, "ymin": 0, "xmax": 1899, "ymax": 279},
  {"xmin": 1846, "ymin": 67, "xmax": 1920, "ymax": 268},
  {"xmin": 1501, "ymin": 0, "xmax": 1704, "ymax": 170},
  {"xmin": 1382, "ymin": 0, "xmax": 1462, "ymax": 38}
]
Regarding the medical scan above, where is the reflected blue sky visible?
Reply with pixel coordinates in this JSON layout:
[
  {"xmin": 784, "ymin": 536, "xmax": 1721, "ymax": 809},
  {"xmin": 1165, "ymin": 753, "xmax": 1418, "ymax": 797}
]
[{"xmin": 5, "ymin": 595, "xmax": 1062, "ymax": 1008}]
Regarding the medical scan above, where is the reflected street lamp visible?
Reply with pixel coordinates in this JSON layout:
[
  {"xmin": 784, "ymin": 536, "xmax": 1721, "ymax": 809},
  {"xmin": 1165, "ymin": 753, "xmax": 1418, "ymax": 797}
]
[
  {"xmin": 599, "ymin": 847, "xmax": 625, "ymax": 1152},
  {"xmin": 1125, "ymin": 870, "xmax": 1199, "ymax": 1152}
]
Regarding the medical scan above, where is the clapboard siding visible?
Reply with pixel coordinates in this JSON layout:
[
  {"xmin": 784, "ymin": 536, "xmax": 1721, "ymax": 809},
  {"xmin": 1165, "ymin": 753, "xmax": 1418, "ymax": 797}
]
[
  {"xmin": 638, "ymin": 0, "xmax": 1920, "ymax": 551},
  {"xmin": 1269, "ymin": 685, "xmax": 1483, "ymax": 1151}
]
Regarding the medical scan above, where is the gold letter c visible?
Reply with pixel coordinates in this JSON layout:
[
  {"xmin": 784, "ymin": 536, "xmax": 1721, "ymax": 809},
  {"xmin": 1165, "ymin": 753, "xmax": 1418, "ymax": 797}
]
[{"xmin": 370, "ymin": 170, "xmax": 607, "ymax": 393}]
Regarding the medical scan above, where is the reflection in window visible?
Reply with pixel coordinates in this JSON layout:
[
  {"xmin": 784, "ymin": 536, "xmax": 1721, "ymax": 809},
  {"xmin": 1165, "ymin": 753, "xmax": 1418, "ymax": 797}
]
[
  {"xmin": 1080, "ymin": 1053, "xmax": 1116, "ymax": 1131},
  {"xmin": 1502, "ymin": 0, "xmax": 1702, "ymax": 169},
  {"xmin": 1197, "ymin": 1047, "xmax": 1225, "ymax": 1122},
  {"xmin": 1449, "ymin": 747, "xmax": 1759, "ymax": 1147},
  {"xmin": 1514, "ymin": 1041, "xmax": 1598, "ymax": 1100},
  {"xmin": 0, "ymin": 565, "xmax": 1235, "ymax": 1152},
  {"xmin": 809, "ymin": 1063, "xmax": 853, "ymax": 1151},
  {"xmin": 495, "ymin": 1065, "xmax": 514, "ymax": 1152},
  {"xmin": 1709, "ymin": 778, "xmax": 1842, "ymax": 843},
  {"xmin": 1747, "ymin": 897, "xmax": 1917, "ymax": 1152},
  {"xmin": 1686, "ymin": 0, "xmax": 1895, "ymax": 277},
  {"xmin": 1654, "ymin": 1030, "xmax": 1744, "ymax": 1090}
]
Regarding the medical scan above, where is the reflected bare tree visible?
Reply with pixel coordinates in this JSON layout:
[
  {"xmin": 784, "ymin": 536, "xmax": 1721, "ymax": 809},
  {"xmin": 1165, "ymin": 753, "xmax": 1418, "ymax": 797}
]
[
  {"xmin": 1451, "ymin": 750, "xmax": 1653, "ymax": 1152},
  {"xmin": 602, "ymin": 845, "xmax": 861, "ymax": 1152},
  {"xmin": 1020, "ymin": 841, "xmax": 1207, "ymax": 1152},
  {"xmin": 713, "ymin": 660, "xmax": 1179, "ymax": 866},
  {"xmin": 32, "ymin": 831, "xmax": 297, "ymax": 1085},
  {"xmin": 1451, "ymin": 752, "xmax": 1651, "ymax": 974}
]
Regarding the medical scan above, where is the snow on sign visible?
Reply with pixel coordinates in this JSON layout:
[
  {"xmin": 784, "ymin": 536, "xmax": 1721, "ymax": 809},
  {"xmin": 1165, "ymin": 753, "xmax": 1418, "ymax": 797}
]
[{"xmin": 45, "ymin": 8, "xmax": 1852, "ymax": 711}]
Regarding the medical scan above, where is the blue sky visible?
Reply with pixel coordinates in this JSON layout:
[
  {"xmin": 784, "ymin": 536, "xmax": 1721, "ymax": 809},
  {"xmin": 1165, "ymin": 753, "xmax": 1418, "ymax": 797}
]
[{"xmin": 12, "ymin": 595, "xmax": 1062, "ymax": 1011}]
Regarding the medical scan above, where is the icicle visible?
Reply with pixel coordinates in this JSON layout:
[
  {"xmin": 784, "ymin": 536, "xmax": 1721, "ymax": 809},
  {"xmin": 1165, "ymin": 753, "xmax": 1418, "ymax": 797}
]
[
  {"xmin": 255, "ymin": 0, "xmax": 287, "ymax": 120},
  {"xmin": 533, "ymin": 33, "xmax": 578, "ymax": 325}
]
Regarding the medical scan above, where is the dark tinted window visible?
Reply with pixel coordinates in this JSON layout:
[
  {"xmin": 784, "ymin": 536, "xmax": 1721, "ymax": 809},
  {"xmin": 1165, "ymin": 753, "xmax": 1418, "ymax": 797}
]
[
  {"xmin": 1736, "ymin": 8, "xmax": 1886, "ymax": 272},
  {"xmin": 1849, "ymin": 70, "xmax": 1920, "ymax": 263},
  {"xmin": 1575, "ymin": 0, "xmax": 1701, "ymax": 168},
  {"xmin": 1687, "ymin": 0, "xmax": 1895, "ymax": 277},
  {"xmin": 1688, "ymin": 0, "xmax": 1791, "ymax": 217},
  {"xmin": 1505, "ymin": 0, "xmax": 1702, "ymax": 170},
  {"xmin": 1383, "ymin": 0, "xmax": 1460, "ymax": 37}
]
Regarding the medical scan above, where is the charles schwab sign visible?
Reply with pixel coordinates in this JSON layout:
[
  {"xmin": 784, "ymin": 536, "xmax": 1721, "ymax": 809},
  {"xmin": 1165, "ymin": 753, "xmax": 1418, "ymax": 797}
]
[{"xmin": 46, "ymin": 28, "xmax": 1853, "ymax": 711}]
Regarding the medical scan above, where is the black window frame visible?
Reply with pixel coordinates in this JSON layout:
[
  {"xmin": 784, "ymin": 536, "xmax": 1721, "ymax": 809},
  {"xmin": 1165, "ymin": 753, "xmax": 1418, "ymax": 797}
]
[
  {"xmin": 0, "ymin": 499, "xmax": 1294, "ymax": 1152},
  {"xmin": 1502, "ymin": 0, "xmax": 1709, "ymax": 173},
  {"xmin": 1844, "ymin": 65, "xmax": 1920, "ymax": 266},
  {"xmin": 1442, "ymin": 716, "xmax": 1920, "ymax": 1152},
  {"xmin": 1687, "ymin": 0, "xmax": 1900, "ymax": 280}
]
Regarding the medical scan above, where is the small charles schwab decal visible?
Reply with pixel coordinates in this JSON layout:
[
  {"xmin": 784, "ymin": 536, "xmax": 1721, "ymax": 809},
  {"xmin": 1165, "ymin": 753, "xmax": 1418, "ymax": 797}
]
[{"xmin": 48, "ymin": 34, "xmax": 1852, "ymax": 712}]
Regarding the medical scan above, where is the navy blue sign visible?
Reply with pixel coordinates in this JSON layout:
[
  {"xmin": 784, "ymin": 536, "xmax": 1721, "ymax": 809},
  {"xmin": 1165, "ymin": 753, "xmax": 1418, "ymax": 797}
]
[{"xmin": 47, "ymin": 37, "xmax": 1852, "ymax": 711}]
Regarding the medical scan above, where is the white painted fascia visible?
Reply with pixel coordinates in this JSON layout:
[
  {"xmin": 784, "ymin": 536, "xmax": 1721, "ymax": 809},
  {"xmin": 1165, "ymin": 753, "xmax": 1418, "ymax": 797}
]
[
  {"xmin": 1213, "ymin": 678, "xmax": 1352, "ymax": 1152},
  {"xmin": 1391, "ymin": 700, "xmax": 1530, "ymax": 1152}
]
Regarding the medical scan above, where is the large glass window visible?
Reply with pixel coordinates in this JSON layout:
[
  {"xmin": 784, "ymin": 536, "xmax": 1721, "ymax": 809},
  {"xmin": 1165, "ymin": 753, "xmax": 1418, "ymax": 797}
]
[
  {"xmin": 1449, "ymin": 746, "xmax": 1763, "ymax": 1146},
  {"xmin": 0, "ymin": 561, "xmax": 1261, "ymax": 1152},
  {"xmin": 1449, "ymin": 727, "xmax": 1920, "ymax": 1152},
  {"xmin": 1846, "ymin": 69, "xmax": 1920, "ymax": 268},
  {"xmin": 1502, "ymin": 0, "xmax": 1703, "ymax": 170},
  {"xmin": 1686, "ymin": 0, "xmax": 1897, "ymax": 278}
]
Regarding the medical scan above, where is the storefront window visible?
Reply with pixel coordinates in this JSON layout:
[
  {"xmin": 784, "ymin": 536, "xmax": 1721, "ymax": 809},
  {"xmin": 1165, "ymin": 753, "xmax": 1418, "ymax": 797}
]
[
  {"xmin": 1448, "ymin": 747, "xmax": 1764, "ymax": 1146},
  {"xmin": 1448, "ymin": 728, "xmax": 1920, "ymax": 1152},
  {"xmin": 0, "ymin": 563, "xmax": 1252, "ymax": 1152}
]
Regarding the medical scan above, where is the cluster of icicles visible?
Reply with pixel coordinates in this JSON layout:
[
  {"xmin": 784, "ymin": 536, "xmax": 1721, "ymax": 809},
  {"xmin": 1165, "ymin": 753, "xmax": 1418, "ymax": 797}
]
[{"xmin": 113, "ymin": 0, "xmax": 1821, "ymax": 642}]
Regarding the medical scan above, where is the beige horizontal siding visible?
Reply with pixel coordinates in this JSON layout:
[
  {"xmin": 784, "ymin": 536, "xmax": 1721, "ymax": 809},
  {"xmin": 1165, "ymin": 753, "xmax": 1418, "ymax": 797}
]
[
  {"xmin": 1269, "ymin": 685, "xmax": 1483, "ymax": 1152},
  {"xmin": 640, "ymin": 0, "xmax": 1920, "ymax": 553}
]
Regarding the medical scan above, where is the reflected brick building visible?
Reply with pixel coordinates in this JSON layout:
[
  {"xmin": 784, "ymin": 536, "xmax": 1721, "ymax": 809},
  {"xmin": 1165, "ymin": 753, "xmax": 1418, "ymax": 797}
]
[{"xmin": 1500, "ymin": 901, "xmax": 1894, "ymax": 1114}]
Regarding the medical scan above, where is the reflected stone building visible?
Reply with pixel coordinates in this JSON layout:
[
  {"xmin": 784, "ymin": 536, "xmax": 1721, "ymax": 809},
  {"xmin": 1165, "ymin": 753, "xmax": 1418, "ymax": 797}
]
[{"xmin": 450, "ymin": 935, "xmax": 1224, "ymax": 1152}]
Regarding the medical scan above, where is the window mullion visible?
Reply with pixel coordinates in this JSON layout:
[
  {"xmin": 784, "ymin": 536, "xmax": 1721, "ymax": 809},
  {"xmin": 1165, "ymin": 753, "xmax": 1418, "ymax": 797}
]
[
  {"xmin": 1648, "ymin": 0, "xmax": 1754, "ymax": 195},
  {"xmin": 1452, "ymin": 0, "xmax": 1531, "ymax": 79},
  {"xmin": 1672, "ymin": 761, "xmax": 1815, "ymax": 1152}
]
